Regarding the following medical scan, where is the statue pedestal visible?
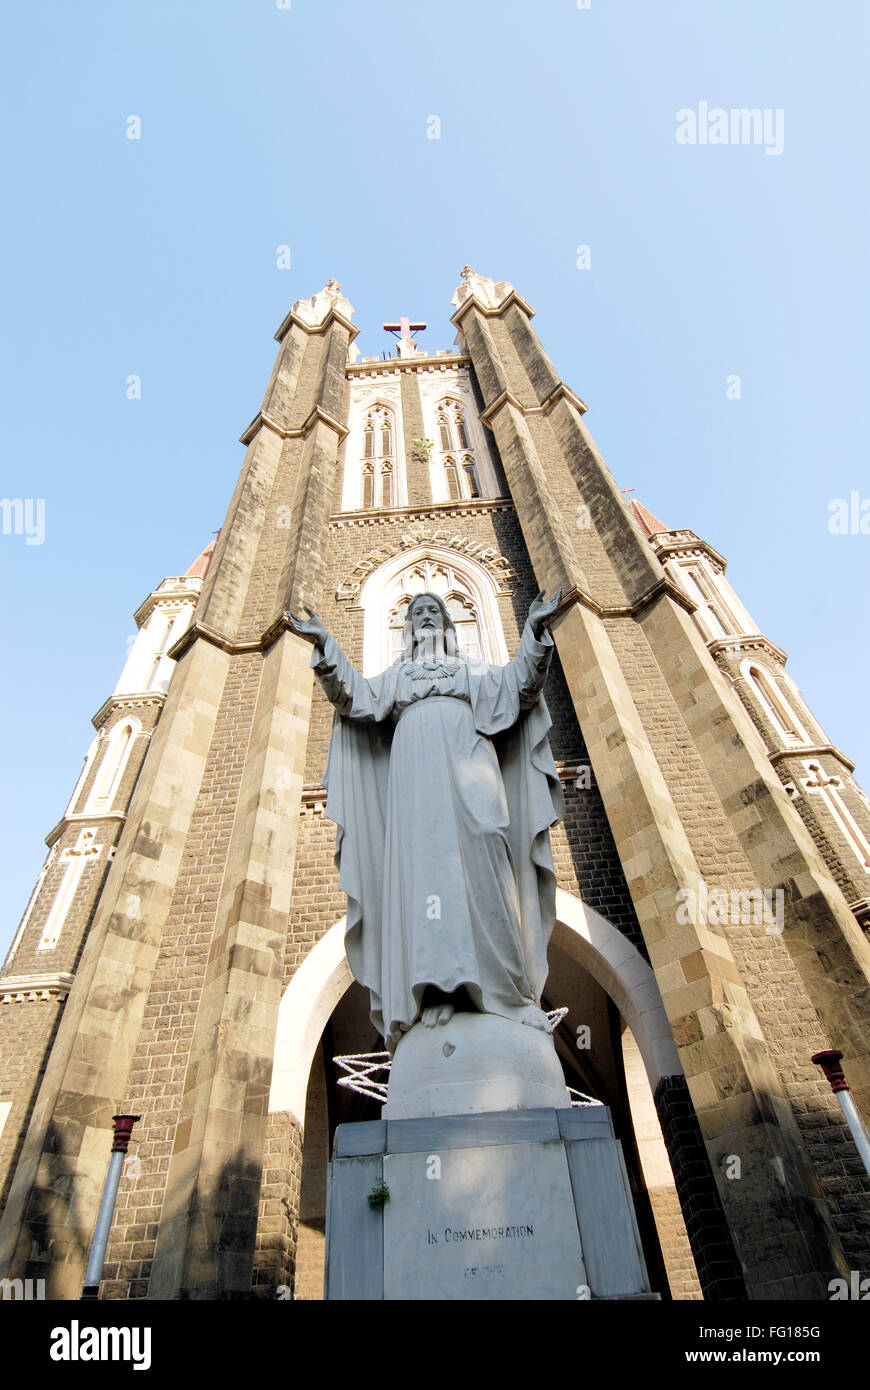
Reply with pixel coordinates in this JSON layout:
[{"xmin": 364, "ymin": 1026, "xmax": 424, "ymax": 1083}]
[
  {"xmin": 324, "ymin": 1106, "xmax": 659, "ymax": 1301},
  {"xmin": 383, "ymin": 1013, "xmax": 572, "ymax": 1119}
]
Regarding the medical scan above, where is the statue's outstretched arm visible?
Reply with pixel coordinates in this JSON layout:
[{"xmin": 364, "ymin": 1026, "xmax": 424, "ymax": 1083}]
[
  {"xmin": 504, "ymin": 587, "xmax": 561, "ymax": 704},
  {"xmin": 286, "ymin": 606, "xmax": 387, "ymax": 721},
  {"xmin": 527, "ymin": 587, "xmax": 562, "ymax": 641}
]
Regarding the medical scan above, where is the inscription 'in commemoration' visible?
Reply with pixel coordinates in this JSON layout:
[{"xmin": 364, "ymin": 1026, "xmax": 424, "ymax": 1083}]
[{"xmin": 426, "ymin": 1224, "xmax": 535, "ymax": 1245}]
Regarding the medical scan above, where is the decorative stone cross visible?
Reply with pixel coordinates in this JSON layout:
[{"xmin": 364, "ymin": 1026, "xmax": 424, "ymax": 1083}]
[
  {"xmin": 38, "ymin": 830, "xmax": 102, "ymax": 952},
  {"xmin": 61, "ymin": 828, "xmax": 102, "ymax": 864},
  {"xmin": 382, "ymin": 316, "xmax": 427, "ymax": 340},
  {"xmin": 383, "ymin": 315, "xmax": 427, "ymax": 360}
]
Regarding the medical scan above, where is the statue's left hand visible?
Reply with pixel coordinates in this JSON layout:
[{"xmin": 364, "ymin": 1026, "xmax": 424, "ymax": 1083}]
[
  {"xmin": 286, "ymin": 606, "xmax": 329, "ymax": 650},
  {"xmin": 527, "ymin": 587, "xmax": 562, "ymax": 639}
]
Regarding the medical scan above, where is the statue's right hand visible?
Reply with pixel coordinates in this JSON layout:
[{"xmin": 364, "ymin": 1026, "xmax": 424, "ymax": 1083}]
[{"xmin": 286, "ymin": 606, "xmax": 329, "ymax": 650}]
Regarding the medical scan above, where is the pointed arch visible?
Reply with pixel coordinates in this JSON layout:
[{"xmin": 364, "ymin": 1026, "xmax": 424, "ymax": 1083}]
[
  {"xmin": 740, "ymin": 659, "xmax": 808, "ymax": 743},
  {"xmin": 551, "ymin": 890, "xmax": 680, "ymax": 1089},
  {"xmin": 443, "ymin": 456, "xmax": 460, "ymax": 500},
  {"xmin": 85, "ymin": 717, "xmax": 142, "ymax": 813},
  {"xmin": 267, "ymin": 892, "xmax": 680, "ymax": 1125},
  {"xmin": 433, "ymin": 396, "xmax": 483, "ymax": 503},
  {"xmin": 268, "ymin": 920, "xmax": 354, "ymax": 1124},
  {"xmin": 343, "ymin": 395, "xmax": 407, "ymax": 511},
  {"xmin": 358, "ymin": 544, "xmax": 509, "ymax": 675}
]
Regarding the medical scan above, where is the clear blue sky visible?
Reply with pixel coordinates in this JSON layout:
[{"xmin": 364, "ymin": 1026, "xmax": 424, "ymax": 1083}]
[{"xmin": 1, "ymin": 1, "xmax": 867, "ymax": 957}]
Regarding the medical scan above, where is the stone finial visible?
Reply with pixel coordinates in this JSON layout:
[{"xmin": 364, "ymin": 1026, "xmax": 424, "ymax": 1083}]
[
  {"xmin": 451, "ymin": 266, "xmax": 514, "ymax": 312},
  {"xmin": 290, "ymin": 279, "xmax": 355, "ymax": 330}
]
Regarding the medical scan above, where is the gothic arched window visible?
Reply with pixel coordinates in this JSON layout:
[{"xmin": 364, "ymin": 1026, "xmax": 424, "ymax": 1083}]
[
  {"xmin": 85, "ymin": 718, "xmax": 141, "ymax": 813},
  {"xmin": 359, "ymin": 404, "xmax": 397, "ymax": 509},
  {"xmin": 461, "ymin": 457, "xmax": 480, "ymax": 498},
  {"xmin": 362, "ymin": 466, "xmax": 375, "ymax": 509},
  {"xmin": 675, "ymin": 561, "xmax": 739, "ymax": 638},
  {"xmin": 446, "ymin": 594, "xmax": 481, "ymax": 660},
  {"xmin": 444, "ymin": 457, "xmax": 461, "ymax": 500},
  {"xmin": 435, "ymin": 398, "xmax": 481, "ymax": 502},
  {"xmin": 385, "ymin": 587, "xmax": 483, "ymax": 665},
  {"xmin": 380, "ymin": 463, "xmax": 393, "ymax": 509},
  {"xmin": 363, "ymin": 549, "xmax": 510, "ymax": 675},
  {"xmin": 744, "ymin": 664, "xmax": 805, "ymax": 742}
]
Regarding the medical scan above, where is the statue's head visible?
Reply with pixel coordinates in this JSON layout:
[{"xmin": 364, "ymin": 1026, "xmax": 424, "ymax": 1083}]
[{"xmin": 403, "ymin": 592, "xmax": 459, "ymax": 661}]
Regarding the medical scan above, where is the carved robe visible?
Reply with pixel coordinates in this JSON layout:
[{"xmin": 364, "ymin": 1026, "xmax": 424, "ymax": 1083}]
[{"xmin": 312, "ymin": 624, "xmax": 563, "ymax": 1050}]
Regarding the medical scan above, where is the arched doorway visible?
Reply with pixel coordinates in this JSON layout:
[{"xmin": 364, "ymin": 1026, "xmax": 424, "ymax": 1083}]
[{"xmin": 268, "ymin": 896, "xmax": 701, "ymax": 1299}]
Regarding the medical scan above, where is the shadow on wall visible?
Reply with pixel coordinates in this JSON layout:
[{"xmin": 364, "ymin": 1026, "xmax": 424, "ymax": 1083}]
[{"xmin": 22, "ymin": 1120, "xmax": 90, "ymax": 1298}]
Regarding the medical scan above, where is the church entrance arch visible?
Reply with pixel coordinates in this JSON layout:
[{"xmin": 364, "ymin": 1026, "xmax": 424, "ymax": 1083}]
[{"xmin": 267, "ymin": 893, "xmax": 699, "ymax": 1298}]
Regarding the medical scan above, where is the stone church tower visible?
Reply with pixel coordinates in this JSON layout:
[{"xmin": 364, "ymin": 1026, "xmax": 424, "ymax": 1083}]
[{"xmin": 1, "ymin": 269, "xmax": 868, "ymax": 1301}]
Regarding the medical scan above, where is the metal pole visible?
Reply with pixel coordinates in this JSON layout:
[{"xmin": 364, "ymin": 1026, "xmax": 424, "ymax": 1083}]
[
  {"xmin": 811, "ymin": 1050, "xmax": 870, "ymax": 1180},
  {"xmin": 81, "ymin": 1114, "xmax": 141, "ymax": 1300}
]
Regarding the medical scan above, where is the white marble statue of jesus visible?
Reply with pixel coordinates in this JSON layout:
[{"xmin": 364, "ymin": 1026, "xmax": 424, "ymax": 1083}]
[{"xmin": 286, "ymin": 589, "xmax": 563, "ymax": 1053}]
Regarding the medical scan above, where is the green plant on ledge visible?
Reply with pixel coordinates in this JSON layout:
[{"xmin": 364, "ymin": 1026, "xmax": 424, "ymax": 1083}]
[
  {"xmin": 367, "ymin": 1181, "xmax": 390, "ymax": 1209},
  {"xmin": 411, "ymin": 437, "xmax": 434, "ymax": 463}
]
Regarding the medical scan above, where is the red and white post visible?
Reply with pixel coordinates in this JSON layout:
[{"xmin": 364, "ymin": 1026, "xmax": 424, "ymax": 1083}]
[
  {"xmin": 81, "ymin": 1114, "xmax": 141, "ymax": 1300},
  {"xmin": 811, "ymin": 1050, "xmax": 870, "ymax": 1179}
]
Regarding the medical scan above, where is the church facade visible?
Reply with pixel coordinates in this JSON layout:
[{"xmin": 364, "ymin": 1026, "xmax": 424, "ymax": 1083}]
[{"xmin": 1, "ymin": 269, "xmax": 868, "ymax": 1301}]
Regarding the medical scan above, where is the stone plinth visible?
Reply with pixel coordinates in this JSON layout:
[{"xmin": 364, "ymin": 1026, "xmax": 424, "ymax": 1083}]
[{"xmin": 325, "ymin": 1106, "xmax": 659, "ymax": 1301}]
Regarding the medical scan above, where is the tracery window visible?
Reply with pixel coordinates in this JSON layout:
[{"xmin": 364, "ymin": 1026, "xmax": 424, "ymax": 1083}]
[
  {"xmin": 435, "ymin": 399, "xmax": 480, "ymax": 501},
  {"xmin": 359, "ymin": 404, "xmax": 397, "ymax": 509},
  {"xmin": 380, "ymin": 558, "xmax": 498, "ymax": 672}
]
